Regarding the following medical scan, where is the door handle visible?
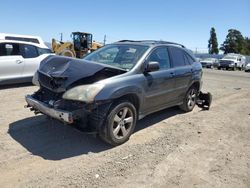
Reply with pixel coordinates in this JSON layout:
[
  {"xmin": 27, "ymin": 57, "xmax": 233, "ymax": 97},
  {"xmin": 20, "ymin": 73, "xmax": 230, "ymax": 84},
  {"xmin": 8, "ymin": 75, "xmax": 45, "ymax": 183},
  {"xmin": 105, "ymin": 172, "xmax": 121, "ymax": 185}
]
[
  {"xmin": 170, "ymin": 72, "xmax": 175, "ymax": 77},
  {"xmin": 16, "ymin": 60, "xmax": 23, "ymax": 64}
]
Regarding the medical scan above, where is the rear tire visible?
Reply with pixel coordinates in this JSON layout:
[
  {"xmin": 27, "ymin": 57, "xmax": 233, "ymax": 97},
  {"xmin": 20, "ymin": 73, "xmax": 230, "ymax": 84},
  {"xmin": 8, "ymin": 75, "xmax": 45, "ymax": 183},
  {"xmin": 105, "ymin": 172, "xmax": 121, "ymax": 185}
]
[
  {"xmin": 179, "ymin": 86, "xmax": 198, "ymax": 112},
  {"xmin": 99, "ymin": 100, "xmax": 137, "ymax": 146}
]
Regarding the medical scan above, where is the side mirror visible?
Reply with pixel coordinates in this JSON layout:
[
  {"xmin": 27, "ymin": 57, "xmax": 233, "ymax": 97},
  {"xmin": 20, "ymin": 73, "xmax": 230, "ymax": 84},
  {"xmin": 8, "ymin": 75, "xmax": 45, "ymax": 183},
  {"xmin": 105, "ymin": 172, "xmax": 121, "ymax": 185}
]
[{"xmin": 145, "ymin": 61, "xmax": 160, "ymax": 72}]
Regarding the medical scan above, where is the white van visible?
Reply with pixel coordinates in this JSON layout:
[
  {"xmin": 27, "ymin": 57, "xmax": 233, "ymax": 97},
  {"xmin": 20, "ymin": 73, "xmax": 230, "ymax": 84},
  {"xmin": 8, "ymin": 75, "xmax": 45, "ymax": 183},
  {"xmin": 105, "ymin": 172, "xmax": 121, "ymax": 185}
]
[
  {"xmin": 218, "ymin": 53, "xmax": 246, "ymax": 70},
  {"xmin": 0, "ymin": 33, "xmax": 53, "ymax": 85}
]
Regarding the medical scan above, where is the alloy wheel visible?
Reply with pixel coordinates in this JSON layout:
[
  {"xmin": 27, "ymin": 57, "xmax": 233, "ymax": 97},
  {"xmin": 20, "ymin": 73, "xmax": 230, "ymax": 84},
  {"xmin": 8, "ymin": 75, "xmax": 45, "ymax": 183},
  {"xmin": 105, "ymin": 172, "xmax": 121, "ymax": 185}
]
[
  {"xmin": 112, "ymin": 107, "xmax": 134, "ymax": 139},
  {"xmin": 187, "ymin": 89, "xmax": 196, "ymax": 109}
]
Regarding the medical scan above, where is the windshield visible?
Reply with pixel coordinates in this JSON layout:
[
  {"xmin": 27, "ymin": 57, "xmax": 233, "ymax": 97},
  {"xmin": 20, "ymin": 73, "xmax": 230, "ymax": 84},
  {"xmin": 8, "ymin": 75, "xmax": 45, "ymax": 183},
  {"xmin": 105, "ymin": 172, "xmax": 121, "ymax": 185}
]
[
  {"xmin": 202, "ymin": 58, "xmax": 214, "ymax": 62},
  {"xmin": 223, "ymin": 56, "xmax": 237, "ymax": 60},
  {"xmin": 83, "ymin": 44, "xmax": 149, "ymax": 70}
]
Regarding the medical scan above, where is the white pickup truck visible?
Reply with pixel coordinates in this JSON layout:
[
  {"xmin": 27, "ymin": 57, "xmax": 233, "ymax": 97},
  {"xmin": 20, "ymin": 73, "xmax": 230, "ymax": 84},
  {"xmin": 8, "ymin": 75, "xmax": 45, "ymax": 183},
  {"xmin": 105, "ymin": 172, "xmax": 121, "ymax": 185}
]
[{"xmin": 218, "ymin": 53, "xmax": 246, "ymax": 70}]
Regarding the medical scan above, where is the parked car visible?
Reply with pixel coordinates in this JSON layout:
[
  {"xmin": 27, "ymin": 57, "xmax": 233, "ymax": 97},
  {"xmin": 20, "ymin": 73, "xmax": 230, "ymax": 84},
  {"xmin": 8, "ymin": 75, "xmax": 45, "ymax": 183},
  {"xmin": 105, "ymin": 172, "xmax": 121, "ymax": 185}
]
[
  {"xmin": 245, "ymin": 62, "xmax": 250, "ymax": 72},
  {"xmin": 218, "ymin": 53, "xmax": 246, "ymax": 70},
  {"xmin": 25, "ymin": 40, "xmax": 203, "ymax": 145},
  {"xmin": 200, "ymin": 58, "xmax": 218, "ymax": 68},
  {"xmin": 0, "ymin": 33, "xmax": 53, "ymax": 85}
]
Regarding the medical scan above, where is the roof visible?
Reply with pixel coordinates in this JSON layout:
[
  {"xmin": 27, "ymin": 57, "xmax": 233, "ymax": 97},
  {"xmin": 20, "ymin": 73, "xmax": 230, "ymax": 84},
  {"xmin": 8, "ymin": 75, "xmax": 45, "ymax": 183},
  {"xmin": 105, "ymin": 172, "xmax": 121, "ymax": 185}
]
[
  {"xmin": 116, "ymin": 40, "xmax": 186, "ymax": 48},
  {"xmin": 0, "ymin": 33, "xmax": 48, "ymax": 48},
  {"xmin": 72, "ymin": 32, "xmax": 92, "ymax": 35}
]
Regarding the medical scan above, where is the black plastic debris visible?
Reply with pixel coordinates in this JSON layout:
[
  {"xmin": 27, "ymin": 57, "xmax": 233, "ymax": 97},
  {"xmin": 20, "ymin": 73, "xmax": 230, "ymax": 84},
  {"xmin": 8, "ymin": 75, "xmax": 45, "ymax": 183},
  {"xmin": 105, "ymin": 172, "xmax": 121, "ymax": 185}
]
[{"xmin": 196, "ymin": 92, "xmax": 212, "ymax": 110}]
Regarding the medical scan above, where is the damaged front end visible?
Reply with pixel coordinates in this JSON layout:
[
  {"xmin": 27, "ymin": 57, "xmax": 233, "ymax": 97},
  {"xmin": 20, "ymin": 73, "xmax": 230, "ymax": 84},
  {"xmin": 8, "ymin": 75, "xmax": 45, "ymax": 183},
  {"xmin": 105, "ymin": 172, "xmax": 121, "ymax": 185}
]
[{"xmin": 25, "ymin": 55, "xmax": 125, "ymax": 129}]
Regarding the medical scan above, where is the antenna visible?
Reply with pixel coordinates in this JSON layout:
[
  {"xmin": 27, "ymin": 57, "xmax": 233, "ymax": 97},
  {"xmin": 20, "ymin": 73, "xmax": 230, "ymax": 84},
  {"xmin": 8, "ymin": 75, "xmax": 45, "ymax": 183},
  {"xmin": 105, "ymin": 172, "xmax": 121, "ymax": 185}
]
[
  {"xmin": 103, "ymin": 35, "xmax": 107, "ymax": 45},
  {"xmin": 59, "ymin": 33, "xmax": 63, "ymax": 42}
]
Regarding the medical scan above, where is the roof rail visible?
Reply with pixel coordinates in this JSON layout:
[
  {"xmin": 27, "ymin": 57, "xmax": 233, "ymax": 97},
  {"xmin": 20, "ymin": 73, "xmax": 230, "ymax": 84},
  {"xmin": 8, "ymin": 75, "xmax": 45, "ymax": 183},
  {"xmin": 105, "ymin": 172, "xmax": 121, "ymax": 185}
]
[{"xmin": 117, "ymin": 40, "xmax": 185, "ymax": 48}]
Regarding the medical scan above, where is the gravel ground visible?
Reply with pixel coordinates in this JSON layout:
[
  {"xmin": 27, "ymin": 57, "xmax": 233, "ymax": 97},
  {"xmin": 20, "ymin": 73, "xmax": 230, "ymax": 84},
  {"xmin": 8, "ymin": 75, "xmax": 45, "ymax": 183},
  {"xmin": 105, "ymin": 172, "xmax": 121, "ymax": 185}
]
[{"xmin": 0, "ymin": 69, "xmax": 250, "ymax": 188}]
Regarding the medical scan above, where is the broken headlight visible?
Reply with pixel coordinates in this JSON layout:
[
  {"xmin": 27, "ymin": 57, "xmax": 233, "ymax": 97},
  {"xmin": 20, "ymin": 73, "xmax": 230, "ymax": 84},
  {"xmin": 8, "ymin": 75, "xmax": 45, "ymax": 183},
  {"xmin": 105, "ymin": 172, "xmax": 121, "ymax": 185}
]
[
  {"xmin": 32, "ymin": 71, "xmax": 40, "ymax": 86},
  {"xmin": 62, "ymin": 83, "xmax": 105, "ymax": 103}
]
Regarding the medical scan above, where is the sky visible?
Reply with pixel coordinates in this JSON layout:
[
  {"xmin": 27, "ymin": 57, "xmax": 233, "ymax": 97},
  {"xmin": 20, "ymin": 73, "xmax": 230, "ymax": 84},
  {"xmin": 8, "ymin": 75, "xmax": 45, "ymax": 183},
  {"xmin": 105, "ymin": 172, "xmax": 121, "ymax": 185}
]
[{"xmin": 1, "ymin": 0, "xmax": 250, "ymax": 52}]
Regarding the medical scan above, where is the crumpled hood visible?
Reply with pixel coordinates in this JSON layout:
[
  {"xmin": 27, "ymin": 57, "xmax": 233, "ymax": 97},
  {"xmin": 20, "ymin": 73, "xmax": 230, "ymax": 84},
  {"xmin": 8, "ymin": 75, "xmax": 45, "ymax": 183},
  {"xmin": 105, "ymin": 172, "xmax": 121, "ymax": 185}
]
[
  {"xmin": 38, "ymin": 55, "xmax": 125, "ymax": 92},
  {"xmin": 39, "ymin": 55, "xmax": 107, "ymax": 78}
]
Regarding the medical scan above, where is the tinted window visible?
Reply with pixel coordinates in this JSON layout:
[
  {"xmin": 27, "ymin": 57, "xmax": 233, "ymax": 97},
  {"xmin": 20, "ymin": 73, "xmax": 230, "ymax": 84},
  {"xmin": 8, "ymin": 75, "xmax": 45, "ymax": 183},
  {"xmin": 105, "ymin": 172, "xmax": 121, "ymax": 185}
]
[
  {"xmin": 0, "ymin": 43, "xmax": 21, "ymax": 56},
  {"xmin": 21, "ymin": 44, "xmax": 38, "ymax": 58},
  {"xmin": 184, "ymin": 52, "xmax": 195, "ymax": 65},
  {"xmin": 148, "ymin": 47, "xmax": 170, "ymax": 70},
  {"xmin": 169, "ymin": 47, "xmax": 186, "ymax": 67}
]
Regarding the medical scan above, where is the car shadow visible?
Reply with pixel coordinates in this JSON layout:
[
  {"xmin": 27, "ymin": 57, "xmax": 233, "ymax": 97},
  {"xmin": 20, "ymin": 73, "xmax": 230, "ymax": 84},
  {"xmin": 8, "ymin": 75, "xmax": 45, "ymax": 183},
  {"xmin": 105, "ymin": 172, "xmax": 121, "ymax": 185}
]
[
  {"xmin": 8, "ymin": 107, "xmax": 183, "ymax": 161},
  {"xmin": 135, "ymin": 106, "xmax": 183, "ymax": 132},
  {"xmin": 0, "ymin": 82, "xmax": 33, "ymax": 90}
]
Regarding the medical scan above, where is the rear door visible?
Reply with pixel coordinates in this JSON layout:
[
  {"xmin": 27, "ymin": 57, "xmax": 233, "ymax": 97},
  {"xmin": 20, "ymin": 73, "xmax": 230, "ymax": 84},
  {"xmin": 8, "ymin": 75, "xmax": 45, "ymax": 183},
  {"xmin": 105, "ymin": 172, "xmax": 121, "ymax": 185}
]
[
  {"xmin": 142, "ymin": 47, "xmax": 176, "ymax": 113},
  {"xmin": 168, "ymin": 47, "xmax": 194, "ymax": 100},
  {"xmin": 0, "ymin": 43, "xmax": 24, "ymax": 81}
]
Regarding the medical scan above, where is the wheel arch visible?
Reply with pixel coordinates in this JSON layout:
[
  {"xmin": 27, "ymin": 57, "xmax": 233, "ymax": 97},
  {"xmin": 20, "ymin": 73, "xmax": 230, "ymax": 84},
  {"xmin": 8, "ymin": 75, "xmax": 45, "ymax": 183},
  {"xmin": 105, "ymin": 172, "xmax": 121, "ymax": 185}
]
[{"xmin": 190, "ymin": 81, "xmax": 200, "ymax": 91}]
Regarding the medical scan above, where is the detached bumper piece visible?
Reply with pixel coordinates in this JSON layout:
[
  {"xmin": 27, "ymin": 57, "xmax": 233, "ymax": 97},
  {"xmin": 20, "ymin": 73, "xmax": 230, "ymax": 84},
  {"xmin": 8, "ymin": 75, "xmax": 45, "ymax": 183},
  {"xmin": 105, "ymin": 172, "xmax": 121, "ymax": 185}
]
[
  {"xmin": 196, "ymin": 92, "xmax": 212, "ymax": 110},
  {"xmin": 25, "ymin": 95, "xmax": 74, "ymax": 124}
]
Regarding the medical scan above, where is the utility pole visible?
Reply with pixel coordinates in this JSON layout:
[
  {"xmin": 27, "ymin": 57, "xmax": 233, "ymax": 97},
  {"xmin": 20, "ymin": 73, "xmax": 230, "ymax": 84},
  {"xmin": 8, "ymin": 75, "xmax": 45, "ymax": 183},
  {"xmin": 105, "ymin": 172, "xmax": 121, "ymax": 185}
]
[
  {"xmin": 59, "ymin": 33, "xmax": 63, "ymax": 42},
  {"xmin": 103, "ymin": 35, "xmax": 106, "ymax": 45}
]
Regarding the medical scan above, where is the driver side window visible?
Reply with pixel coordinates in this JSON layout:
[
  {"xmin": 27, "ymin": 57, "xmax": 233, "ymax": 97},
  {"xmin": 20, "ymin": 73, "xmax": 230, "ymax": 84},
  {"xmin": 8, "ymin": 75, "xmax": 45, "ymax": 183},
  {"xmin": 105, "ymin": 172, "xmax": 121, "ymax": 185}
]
[{"xmin": 147, "ymin": 47, "xmax": 170, "ymax": 70}]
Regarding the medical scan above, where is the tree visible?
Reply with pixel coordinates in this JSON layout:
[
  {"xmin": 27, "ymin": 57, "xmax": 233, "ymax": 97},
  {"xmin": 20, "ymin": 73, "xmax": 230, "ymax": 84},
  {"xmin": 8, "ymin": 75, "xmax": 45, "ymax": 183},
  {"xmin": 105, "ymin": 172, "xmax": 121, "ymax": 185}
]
[
  {"xmin": 208, "ymin": 27, "xmax": 219, "ymax": 54},
  {"xmin": 242, "ymin": 37, "xmax": 250, "ymax": 55},
  {"xmin": 220, "ymin": 29, "xmax": 245, "ymax": 54}
]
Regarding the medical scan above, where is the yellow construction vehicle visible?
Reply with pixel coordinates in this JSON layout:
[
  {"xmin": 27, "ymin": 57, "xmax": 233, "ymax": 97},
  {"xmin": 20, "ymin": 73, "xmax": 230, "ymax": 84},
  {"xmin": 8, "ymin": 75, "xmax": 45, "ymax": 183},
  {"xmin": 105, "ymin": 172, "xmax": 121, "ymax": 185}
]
[{"xmin": 52, "ymin": 32, "xmax": 102, "ymax": 58}]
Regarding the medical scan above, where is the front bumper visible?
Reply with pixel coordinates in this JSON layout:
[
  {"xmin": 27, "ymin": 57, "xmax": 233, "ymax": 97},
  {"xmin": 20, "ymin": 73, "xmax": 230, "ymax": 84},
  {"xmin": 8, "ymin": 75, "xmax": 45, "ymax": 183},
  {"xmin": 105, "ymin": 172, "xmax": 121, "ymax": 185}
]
[
  {"xmin": 245, "ymin": 66, "xmax": 250, "ymax": 71},
  {"xmin": 219, "ymin": 64, "xmax": 233, "ymax": 68},
  {"xmin": 25, "ymin": 95, "xmax": 74, "ymax": 124},
  {"xmin": 201, "ymin": 62, "xmax": 212, "ymax": 68}
]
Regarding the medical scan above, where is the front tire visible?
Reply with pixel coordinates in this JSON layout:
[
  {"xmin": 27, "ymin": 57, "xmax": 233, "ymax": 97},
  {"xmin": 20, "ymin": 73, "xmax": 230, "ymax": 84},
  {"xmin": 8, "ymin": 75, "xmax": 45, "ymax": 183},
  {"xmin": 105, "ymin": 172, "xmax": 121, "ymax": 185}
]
[
  {"xmin": 179, "ymin": 87, "xmax": 198, "ymax": 112},
  {"xmin": 99, "ymin": 100, "xmax": 137, "ymax": 146}
]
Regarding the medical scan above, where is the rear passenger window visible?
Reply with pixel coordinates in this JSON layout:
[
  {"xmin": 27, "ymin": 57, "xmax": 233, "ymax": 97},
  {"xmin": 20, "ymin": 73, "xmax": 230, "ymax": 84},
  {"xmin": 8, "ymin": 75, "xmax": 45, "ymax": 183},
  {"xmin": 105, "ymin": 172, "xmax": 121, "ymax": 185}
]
[
  {"xmin": 0, "ymin": 43, "xmax": 21, "ymax": 56},
  {"xmin": 148, "ymin": 47, "xmax": 170, "ymax": 70},
  {"xmin": 21, "ymin": 44, "xmax": 38, "ymax": 58},
  {"xmin": 169, "ymin": 47, "xmax": 186, "ymax": 67}
]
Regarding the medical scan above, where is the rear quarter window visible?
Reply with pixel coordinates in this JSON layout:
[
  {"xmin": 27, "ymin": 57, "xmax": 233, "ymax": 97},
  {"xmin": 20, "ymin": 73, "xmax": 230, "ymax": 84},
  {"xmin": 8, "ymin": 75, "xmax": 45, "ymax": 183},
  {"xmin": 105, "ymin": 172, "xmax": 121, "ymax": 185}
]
[
  {"xmin": 184, "ymin": 52, "xmax": 195, "ymax": 65},
  {"xmin": 38, "ymin": 48, "xmax": 52, "ymax": 55}
]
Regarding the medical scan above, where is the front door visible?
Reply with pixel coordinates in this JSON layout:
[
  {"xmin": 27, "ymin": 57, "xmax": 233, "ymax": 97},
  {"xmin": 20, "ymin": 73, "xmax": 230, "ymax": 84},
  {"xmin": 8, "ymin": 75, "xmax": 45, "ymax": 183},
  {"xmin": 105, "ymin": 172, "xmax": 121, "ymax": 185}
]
[
  {"xmin": 142, "ymin": 47, "xmax": 176, "ymax": 113},
  {"xmin": 0, "ymin": 43, "xmax": 24, "ymax": 82}
]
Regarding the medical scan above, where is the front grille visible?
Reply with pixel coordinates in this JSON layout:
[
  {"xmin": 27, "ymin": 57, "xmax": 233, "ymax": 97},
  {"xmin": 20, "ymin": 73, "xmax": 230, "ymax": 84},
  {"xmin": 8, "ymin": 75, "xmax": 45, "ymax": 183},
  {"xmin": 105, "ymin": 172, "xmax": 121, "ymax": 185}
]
[
  {"xmin": 38, "ymin": 71, "xmax": 53, "ymax": 89},
  {"xmin": 38, "ymin": 71, "xmax": 66, "ymax": 91},
  {"xmin": 34, "ymin": 87, "xmax": 63, "ymax": 105},
  {"xmin": 220, "ymin": 60, "xmax": 233, "ymax": 66}
]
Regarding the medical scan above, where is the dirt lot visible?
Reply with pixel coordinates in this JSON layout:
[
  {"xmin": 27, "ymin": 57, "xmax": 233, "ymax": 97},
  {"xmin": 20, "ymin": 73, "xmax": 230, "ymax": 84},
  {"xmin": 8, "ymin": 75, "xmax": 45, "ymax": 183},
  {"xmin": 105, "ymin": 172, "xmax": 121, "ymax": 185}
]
[{"xmin": 0, "ymin": 69, "xmax": 250, "ymax": 188}]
